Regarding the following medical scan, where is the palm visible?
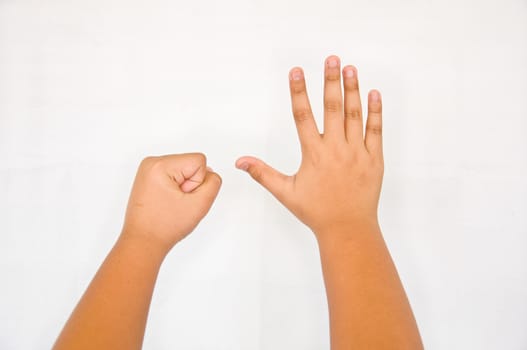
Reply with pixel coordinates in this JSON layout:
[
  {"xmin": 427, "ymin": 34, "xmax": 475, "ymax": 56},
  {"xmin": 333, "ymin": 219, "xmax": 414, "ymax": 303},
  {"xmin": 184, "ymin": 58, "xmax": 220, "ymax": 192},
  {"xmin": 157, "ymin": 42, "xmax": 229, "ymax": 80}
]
[{"xmin": 237, "ymin": 55, "xmax": 383, "ymax": 233}]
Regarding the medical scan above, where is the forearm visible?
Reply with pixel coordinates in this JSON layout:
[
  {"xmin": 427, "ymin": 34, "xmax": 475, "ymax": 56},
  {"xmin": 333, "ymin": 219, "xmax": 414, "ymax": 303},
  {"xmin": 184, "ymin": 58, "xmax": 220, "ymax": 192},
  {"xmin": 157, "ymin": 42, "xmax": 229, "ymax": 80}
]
[
  {"xmin": 53, "ymin": 233, "xmax": 168, "ymax": 350},
  {"xmin": 316, "ymin": 221, "xmax": 423, "ymax": 350},
  {"xmin": 53, "ymin": 154, "xmax": 221, "ymax": 350}
]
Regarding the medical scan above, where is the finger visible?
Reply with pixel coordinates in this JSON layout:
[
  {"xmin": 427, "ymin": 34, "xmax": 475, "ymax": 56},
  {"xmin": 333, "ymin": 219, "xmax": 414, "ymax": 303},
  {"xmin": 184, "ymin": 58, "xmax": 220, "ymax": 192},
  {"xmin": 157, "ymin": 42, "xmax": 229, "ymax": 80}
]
[
  {"xmin": 323, "ymin": 55, "xmax": 345, "ymax": 140},
  {"xmin": 188, "ymin": 171, "xmax": 222, "ymax": 209},
  {"xmin": 180, "ymin": 165, "xmax": 208, "ymax": 193},
  {"xmin": 159, "ymin": 153, "xmax": 208, "ymax": 192},
  {"xmin": 235, "ymin": 156, "xmax": 291, "ymax": 204},
  {"xmin": 343, "ymin": 65, "xmax": 364, "ymax": 146},
  {"xmin": 364, "ymin": 90, "xmax": 383, "ymax": 157},
  {"xmin": 289, "ymin": 67, "xmax": 320, "ymax": 150}
]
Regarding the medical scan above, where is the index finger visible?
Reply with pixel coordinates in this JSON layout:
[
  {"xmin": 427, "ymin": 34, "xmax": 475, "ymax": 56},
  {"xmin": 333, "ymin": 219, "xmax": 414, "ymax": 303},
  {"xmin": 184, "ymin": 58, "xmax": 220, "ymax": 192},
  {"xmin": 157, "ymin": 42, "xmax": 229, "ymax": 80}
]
[{"xmin": 289, "ymin": 67, "xmax": 320, "ymax": 151}]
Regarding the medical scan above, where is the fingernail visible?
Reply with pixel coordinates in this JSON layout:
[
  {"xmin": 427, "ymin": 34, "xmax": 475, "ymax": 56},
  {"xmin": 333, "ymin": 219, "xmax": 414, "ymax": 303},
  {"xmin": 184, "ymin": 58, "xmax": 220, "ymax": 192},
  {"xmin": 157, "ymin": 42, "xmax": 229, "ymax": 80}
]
[
  {"xmin": 291, "ymin": 69, "xmax": 303, "ymax": 81},
  {"xmin": 327, "ymin": 57, "xmax": 339, "ymax": 68},
  {"xmin": 238, "ymin": 162, "xmax": 249, "ymax": 171},
  {"xmin": 206, "ymin": 166, "xmax": 213, "ymax": 172},
  {"xmin": 344, "ymin": 67, "xmax": 354, "ymax": 78},
  {"xmin": 370, "ymin": 90, "xmax": 380, "ymax": 102}
]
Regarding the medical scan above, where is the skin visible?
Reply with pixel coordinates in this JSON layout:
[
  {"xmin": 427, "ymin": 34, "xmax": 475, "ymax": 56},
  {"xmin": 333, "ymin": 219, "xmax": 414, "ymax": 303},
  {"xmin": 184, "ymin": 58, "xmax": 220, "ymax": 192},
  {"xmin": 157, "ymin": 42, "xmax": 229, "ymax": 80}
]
[
  {"xmin": 236, "ymin": 55, "xmax": 424, "ymax": 349},
  {"xmin": 53, "ymin": 55, "xmax": 422, "ymax": 350},
  {"xmin": 53, "ymin": 153, "xmax": 222, "ymax": 350}
]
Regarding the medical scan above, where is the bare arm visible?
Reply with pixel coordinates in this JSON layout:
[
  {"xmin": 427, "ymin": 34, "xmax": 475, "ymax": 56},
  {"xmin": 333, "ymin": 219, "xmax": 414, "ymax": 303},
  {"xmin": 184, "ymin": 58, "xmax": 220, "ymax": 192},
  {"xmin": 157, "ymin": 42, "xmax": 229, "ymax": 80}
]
[
  {"xmin": 317, "ymin": 222, "xmax": 421, "ymax": 349},
  {"xmin": 53, "ymin": 154, "xmax": 222, "ymax": 350},
  {"xmin": 236, "ymin": 55, "xmax": 423, "ymax": 349}
]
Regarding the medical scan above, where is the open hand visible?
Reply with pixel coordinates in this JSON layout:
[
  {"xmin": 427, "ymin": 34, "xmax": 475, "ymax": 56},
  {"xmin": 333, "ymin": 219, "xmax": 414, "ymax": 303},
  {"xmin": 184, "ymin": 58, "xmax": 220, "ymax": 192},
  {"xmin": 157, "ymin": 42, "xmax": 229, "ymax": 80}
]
[{"xmin": 236, "ymin": 55, "xmax": 384, "ymax": 237}]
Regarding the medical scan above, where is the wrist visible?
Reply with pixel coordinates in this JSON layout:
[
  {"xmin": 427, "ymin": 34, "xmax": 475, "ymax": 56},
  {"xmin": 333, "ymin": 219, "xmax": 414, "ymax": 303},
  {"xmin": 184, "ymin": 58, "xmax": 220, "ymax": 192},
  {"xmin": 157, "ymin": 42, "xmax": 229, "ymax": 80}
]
[
  {"xmin": 314, "ymin": 218, "xmax": 382, "ymax": 248},
  {"xmin": 117, "ymin": 230, "xmax": 172, "ymax": 262}
]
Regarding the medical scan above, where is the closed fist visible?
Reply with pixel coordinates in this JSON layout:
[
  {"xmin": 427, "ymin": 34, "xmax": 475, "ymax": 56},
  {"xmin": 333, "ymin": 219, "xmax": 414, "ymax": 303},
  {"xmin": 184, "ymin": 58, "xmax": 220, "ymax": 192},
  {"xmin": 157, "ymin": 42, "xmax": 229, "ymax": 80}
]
[{"xmin": 121, "ymin": 153, "xmax": 222, "ymax": 252}]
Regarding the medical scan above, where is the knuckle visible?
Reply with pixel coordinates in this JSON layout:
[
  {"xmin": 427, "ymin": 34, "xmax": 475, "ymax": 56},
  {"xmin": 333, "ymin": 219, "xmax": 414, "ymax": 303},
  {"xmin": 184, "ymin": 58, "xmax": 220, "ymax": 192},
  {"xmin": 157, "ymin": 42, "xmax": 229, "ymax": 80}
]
[
  {"xmin": 368, "ymin": 104, "xmax": 382, "ymax": 114},
  {"xmin": 291, "ymin": 82, "xmax": 306, "ymax": 94},
  {"xmin": 140, "ymin": 156, "xmax": 158, "ymax": 168},
  {"xmin": 141, "ymin": 156, "xmax": 155, "ymax": 164},
  {"xmin": 344, "ymin": 78, "xmax": 358, "ymax": 91},
  {"xmin": 366, "ymin": 124, "xmax": 382, "ymax": 135},
  {"xmin": 345, "ymin": 110, "xmax": 362, "ymax": 120},
  {"xmin": 140, "ymin": 156, "xmax": 164, "ymax": 174},
  {"xmin": 209, "ymin": 172, "xmax": 222, "ymax": 188},
  {"xmin": 324, "ymin": 100, "xmax": 342, "ymax": 113},
  {"xmin": 293, "ymin": 108, "xmax": 312, "ymax": 122},
  {"xmin": 192, "ymin": 152, "xmax": 207, "ymax": 164},
  {"xmin": 214, "ymin": 173, "xmax": 223, "ymax": 185},
  {"xmin": 326, "ymin": 73, "xmax": 340, "ymax": 81}
]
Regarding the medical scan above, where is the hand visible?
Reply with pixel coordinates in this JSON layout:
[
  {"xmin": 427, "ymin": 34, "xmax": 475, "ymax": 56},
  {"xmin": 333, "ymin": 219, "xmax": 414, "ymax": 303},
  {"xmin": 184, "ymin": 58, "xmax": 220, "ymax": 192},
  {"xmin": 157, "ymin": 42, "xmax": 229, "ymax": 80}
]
[
  {"xmin": 236, "ymin": 55, "xmax": 384, "ymax": 237},
  {"xmin": 121, "ymin": 153, "xmax": 222, "ymax": 252}
]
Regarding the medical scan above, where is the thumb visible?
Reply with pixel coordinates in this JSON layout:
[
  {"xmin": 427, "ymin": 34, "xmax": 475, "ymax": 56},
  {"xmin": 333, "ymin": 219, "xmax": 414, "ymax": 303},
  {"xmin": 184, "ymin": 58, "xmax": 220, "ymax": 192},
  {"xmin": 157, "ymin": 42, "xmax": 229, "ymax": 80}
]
[{"xmin": 235, "ymin": 156, "xmax": 291, "ymax": 203}]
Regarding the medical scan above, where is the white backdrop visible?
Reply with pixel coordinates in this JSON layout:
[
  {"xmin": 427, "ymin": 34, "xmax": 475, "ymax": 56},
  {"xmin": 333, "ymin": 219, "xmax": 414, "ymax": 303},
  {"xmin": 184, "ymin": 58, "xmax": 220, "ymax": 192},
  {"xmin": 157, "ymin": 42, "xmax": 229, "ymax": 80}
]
[{"xmin": 1, "ymin": 0, "xmax": 527, "ymax": 349}]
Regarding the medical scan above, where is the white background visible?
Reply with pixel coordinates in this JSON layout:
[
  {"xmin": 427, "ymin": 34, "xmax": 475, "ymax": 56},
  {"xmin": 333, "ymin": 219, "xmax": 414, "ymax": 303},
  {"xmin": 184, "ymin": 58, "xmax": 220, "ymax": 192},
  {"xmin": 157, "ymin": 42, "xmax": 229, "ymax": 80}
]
[{"xmin": 1, "ymin": 0, "xmax": 526, "ymax": 349}]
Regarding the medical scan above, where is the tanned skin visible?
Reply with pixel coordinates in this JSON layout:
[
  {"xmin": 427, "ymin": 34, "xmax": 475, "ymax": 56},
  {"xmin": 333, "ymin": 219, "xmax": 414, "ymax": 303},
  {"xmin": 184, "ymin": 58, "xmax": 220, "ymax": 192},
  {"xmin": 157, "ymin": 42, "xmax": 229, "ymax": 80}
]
[
  {"xmin": 236, "ymin": 55, "xmax": 424, "ymax": 349},
  {"xmin": 54, "ymin": 54, "xmax": 422, "ymax": 350},
  {"xmin": 53, "ymin": 154, "xmax": 221, "ymax": 350}
]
